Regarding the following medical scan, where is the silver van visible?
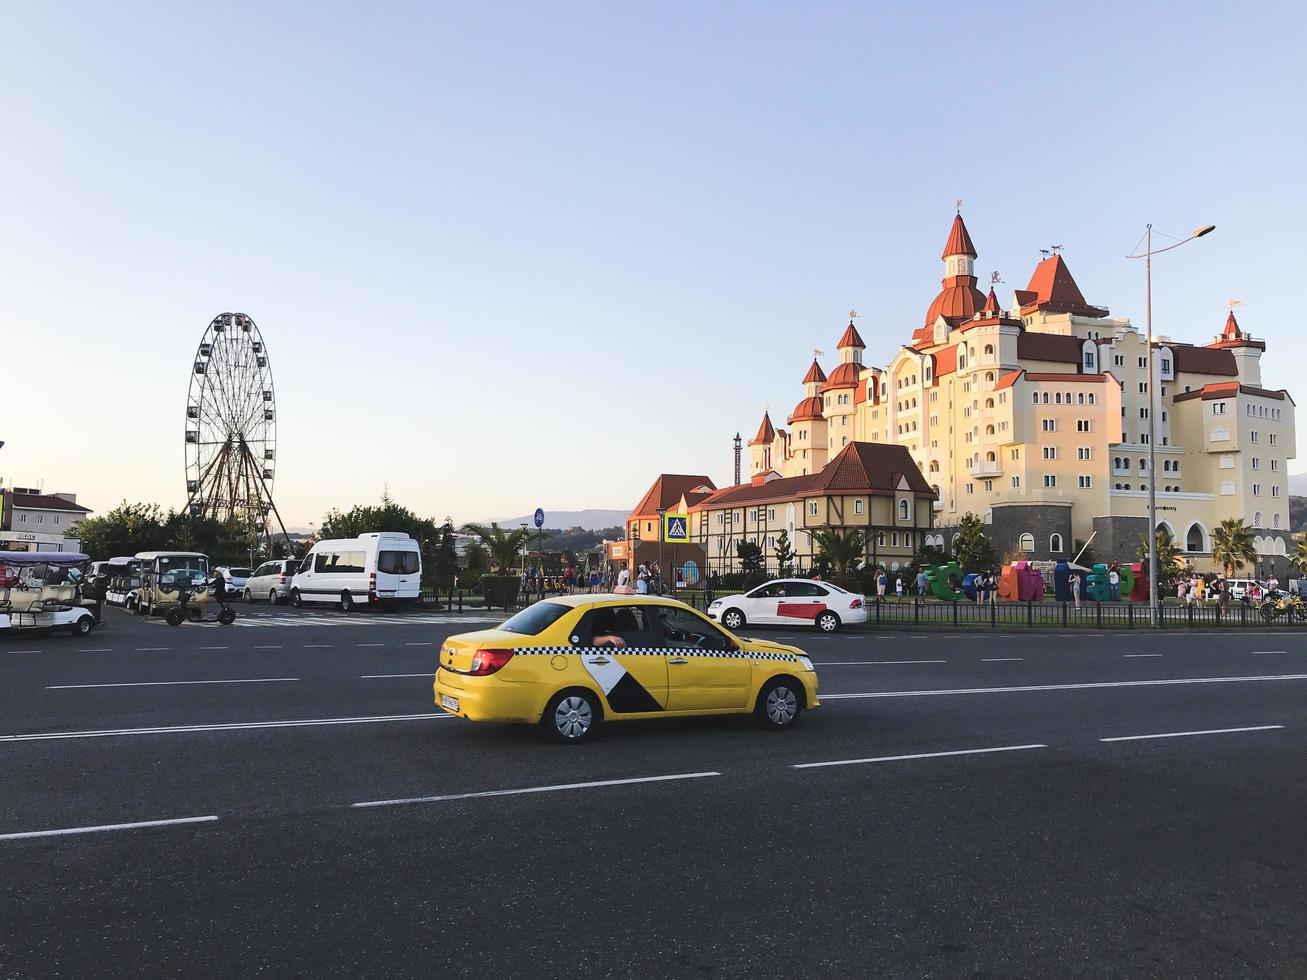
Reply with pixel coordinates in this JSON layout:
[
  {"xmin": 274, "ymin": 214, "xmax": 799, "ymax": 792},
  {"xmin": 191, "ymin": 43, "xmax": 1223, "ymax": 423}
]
[{"xmin": 243, "ymin": 559, "xmax": 302, "ymax": 604}]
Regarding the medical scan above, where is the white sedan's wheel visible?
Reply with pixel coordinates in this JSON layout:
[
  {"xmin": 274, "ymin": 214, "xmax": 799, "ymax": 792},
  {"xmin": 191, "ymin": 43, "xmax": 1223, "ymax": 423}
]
[
  {"xmin": 816, "ymin": 610, "xmax": 841, "ymax": 633},
  {"xmin": 722, "ymin": 609, "xmax": 745, "ymax": 630}
]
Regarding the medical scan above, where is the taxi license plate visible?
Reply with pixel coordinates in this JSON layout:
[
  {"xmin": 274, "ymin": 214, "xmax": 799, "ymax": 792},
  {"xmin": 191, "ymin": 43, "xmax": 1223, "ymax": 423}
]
[{"xmin": 441, "ymin": 694, "xmax": 460, "ymax": 712}]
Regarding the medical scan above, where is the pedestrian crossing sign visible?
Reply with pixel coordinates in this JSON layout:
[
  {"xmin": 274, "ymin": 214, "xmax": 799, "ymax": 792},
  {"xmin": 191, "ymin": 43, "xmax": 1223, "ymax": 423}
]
[{"xmin": 663, "ymin": 513, "xmax": 689, "ymax": 543}]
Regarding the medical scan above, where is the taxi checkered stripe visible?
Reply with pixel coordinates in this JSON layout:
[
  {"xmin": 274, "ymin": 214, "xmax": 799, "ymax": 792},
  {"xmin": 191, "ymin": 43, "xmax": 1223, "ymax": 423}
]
[{"xmin": 506, "ymin": 646, "xmax": 798, "ymax": 662}]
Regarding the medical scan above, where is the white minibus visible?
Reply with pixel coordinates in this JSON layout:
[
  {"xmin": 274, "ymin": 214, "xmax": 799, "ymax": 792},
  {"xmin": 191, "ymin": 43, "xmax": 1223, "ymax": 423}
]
[{"xmin": 290, "ymin": 533, "xmax": 422, "ymax": 611}]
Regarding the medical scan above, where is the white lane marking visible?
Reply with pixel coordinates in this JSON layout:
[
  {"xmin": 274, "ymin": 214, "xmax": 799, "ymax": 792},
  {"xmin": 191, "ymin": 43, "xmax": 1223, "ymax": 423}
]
[
  {"xmin": 359, "ymin": 673, "xmax": 430, "ymax": 679},
  {"xmin": 254, "ymin": 645, "xmax": 283, "ymax": 650},
  {"xmin": 0, "ymin": 815, "xmax": 218, "ymax": 842},
  {"xmin": 133, "ymin": 648, "xmax": 170, "ymax": 652},
  {"xmin": 78, "ymin": 648, "xmax": 113, "ymax": 653},
  {"xmin": 811, "ymin": 660, "xmax": 946, "ymax": 666},
  {"xmin": 793, "ymin": 744, "xmax": 1047, "ymax": 770},
  {"xmin": 197, "ymin": 646, "xmax": 228, "ymax": 651},
  {"xmin": 9, "ymin": 650, "xmax": 42, "ymax": 654},
  {"xmin": 354, "ymin": 771, "xmax": 722, "ymax": 809},
  {"xmin": 47, "ymin": 677, "xmax": 300, "ymax": 690},
  {"xmin": 981, "ymin": 658, "xmax": 1023, "ymax": 662},
  {"xmin": 1124, "ymin": 654, "xmax": 1163, "ymax": 658},
  {"xmin": 822, "ymin": 673, "xmax": 1307, "ymax": 700},
  {"xmin": 301, "ymin": 644, "xmax": 333, "ymax": 649},
  {"xmin": 356, "ymin": 643, "xmax": 386, "ymax": 648},
  {"xmin": 1100, "ymin": 725, "xmax": 1285, "ymax": 743},
  {"xmin": 0, "ymin": 712, "xmax": 451, "ymax": 742},
  {"xmin": 1252, "ymin": 650, "xmax": 1288, "ymax": 655},
  {"xmin": 405, "ymin": 642, "xmax": 434, "ymax": 647}
]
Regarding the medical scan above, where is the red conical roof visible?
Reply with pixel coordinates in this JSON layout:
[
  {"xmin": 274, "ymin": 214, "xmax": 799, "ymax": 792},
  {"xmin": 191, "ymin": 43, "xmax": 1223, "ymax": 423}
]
[
  {"xmin": 1018, "ymin": 254, "xmax": 1108, "ymax": 317},
  {"xmin": 981, "ymin": 287, "xmax": 1001, "ymax": 316},
  {"xmin": 1223, "ymin": 310, "xmax": 1242, "ymax": 339},
  {"xmin": 749, "ymin": 411, "xmax": 776, "ymax": 446},
  {"xmin": 802, "ymin": 359, "xmax": 827, "ymax": 384},
  {"xmin": 837, "ymin": 321, "xmax": 865, "ymax": 349},
  {"xmin": 941, "ymin": 212, "xmax": 978, "ymax": 259}
]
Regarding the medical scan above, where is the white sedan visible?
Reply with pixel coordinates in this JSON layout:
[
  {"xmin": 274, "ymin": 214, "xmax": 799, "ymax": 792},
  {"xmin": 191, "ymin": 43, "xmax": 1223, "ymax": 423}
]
[{"xmin": 707, "ymin": 578, "xmax": 868, "ymax": 633}]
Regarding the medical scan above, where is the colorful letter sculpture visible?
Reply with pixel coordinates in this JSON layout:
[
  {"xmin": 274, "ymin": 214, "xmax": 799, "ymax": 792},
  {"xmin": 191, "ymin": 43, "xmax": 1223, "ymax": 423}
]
[
  {"xmin": 1128, "ymin": 562, "xmax": 1149, "ymax": 601},
  {"xmin": 925, "ymin": 561, "xmax": 966, "ymax": 601}
]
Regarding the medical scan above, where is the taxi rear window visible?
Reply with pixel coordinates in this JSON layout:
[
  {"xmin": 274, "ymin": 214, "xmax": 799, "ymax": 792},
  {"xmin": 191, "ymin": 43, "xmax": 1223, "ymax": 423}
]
[{"xmin": 499, "ymin": 603, "xmax": 571, "ymax": 635}]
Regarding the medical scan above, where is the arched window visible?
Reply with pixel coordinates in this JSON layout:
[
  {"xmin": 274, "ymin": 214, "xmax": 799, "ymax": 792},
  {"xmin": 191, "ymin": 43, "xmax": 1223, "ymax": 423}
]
[
  {"xmin": 986, "ymin": 451, "xmax": 996, "ymax": 462},
  {"xmin": 984, "ymin": 344, "xmax": 994, "ymax": 358},
  {"xmin": 1273, "ymin": 513, "xmax": 1281, "ymax": 529},
  {"xmin": 1055, "ymin": 392, "xmax": 1063, "ymax": 404},
  {"xmin": 929, "ymin": 460, "xmax": 940, "ymax": 472},
  {"xmin": 1124, "ymin": 484, "xmax": 1131, "ymax": 490},
  {"xmin": 854, "ymin": 498, "xmax": 864, "ymax": 515},
  {"xmin": 1042, "ymin": 392, "xmax": 1050, "ymax": 404},
  {"xmin": 1253, "ymin": 511, "xmax": 1262, "ymax": 527},
  {"xmin": 1088, "ymin": 393, "xmax": 1096, "ymax": 405},
  {"xmin": 1032, "ymin": 392, "xmax": 1039, "ymax": 405},
  {"xmin": 1186, "ymin": 523, "xmax": 1205, "ymax": 552},
  {"xmin": 985, "ymin": 372, "xmax": 995, "ymax": 383},
  {"xmin": 985, "ymin": 398, "xmax": 994, "ymax": 408},
  {"xmin": 958, "ymin": 345, "xmax": 967, "ymax": 370},
  {"xmin": 1018, "ymin": 532, "xmax": 1035, "ymax": 553},
  {"xmin": 898, "ymin": 499, "xmax": 910, "ymax": 521},
  {"xmin": 1049, "ymin": 533, "xmax": 1064, "ymax": 553},
  {"xmin": 986, "ymin": 424, "xmax": 995, "ymax": 435}
]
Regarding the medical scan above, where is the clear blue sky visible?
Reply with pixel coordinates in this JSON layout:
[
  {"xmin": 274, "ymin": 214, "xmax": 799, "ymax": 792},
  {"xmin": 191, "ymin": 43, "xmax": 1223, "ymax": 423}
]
[{"xmin": 3, "ymin": 1, "xmax": 1304, "ymax": 527}]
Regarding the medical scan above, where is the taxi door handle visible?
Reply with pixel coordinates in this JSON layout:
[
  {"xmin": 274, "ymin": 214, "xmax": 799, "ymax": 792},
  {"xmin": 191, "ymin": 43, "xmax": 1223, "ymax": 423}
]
[
  {"xmin": 668, "ymin": 658, "xmax": 690, "ymax": 665},
  {"xmin": 588, "ymin": 657, "xmax": 611, "ymax": 665}
]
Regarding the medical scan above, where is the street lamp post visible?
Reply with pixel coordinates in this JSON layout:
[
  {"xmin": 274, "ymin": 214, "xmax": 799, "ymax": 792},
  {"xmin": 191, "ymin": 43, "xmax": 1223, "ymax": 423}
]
[
  {"xmin": 656, "ymin": 507, "xmax": 666, "ymax": 595},
  {"xmin": 1128, "ymin": 223, "xmax": 1216, "ymax": 625}
]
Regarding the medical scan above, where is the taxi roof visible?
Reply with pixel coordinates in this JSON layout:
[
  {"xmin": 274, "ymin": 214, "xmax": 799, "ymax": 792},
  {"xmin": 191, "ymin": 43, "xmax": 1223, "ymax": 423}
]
[{"xmin": 536, "ymin": 593, "xmax": 690, "ymax": 609}]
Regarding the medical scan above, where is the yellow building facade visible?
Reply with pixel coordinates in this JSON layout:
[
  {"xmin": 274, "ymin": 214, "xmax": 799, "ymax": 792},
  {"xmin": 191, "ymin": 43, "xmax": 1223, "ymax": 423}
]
[{"xmin": 746, "ymin": 212, "xmax": 1298, "ymax": 576}]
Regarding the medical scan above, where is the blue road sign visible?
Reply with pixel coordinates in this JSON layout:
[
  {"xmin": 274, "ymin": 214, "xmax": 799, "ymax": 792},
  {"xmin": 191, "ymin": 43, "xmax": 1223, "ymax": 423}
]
[{"xmin": 534, "ymin": 508, "xmax": 545, "ymax": 529}]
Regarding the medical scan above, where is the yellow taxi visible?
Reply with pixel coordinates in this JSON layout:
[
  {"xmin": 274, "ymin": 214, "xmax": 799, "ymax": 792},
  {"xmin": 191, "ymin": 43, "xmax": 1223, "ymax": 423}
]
[{"xmin": 434, "ymin": 594, "xmax": 819, "ymax": 742}]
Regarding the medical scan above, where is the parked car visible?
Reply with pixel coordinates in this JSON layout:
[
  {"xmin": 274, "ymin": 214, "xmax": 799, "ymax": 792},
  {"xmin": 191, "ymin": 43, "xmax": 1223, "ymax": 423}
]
[
  {"xmin": 291, "ymin": 533, "xmax": 422, "ymax": 611},
  {"xmin": 707, "ymin": 578, "xmax": 868, "ymax": 633},
  {"xmin": 242, "ymin": 559, "xmax": 302, "ymax": 604},
  {"xmin": 215, "ymin": 566, "xmax": 254, "ymax": 593},
  {"xmin": 1225, "ymin": 578, "xmax": 1263, "ymax": 601}
]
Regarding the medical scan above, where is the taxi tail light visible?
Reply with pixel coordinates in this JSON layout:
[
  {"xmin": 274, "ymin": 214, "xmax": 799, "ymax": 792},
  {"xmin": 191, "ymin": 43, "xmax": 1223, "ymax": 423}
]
[
  {"xmin": 469, "ymin": 648, "xmax": 514, "ymax": 675},
  {"xmin": 849, "ymin": 598, "xmax": 864, "ymax": 609}
]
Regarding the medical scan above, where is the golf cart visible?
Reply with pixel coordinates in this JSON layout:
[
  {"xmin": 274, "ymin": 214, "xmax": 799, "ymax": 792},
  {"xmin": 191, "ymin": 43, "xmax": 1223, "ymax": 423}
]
[
  {"xmin": 0, "ymin": 551, "xmax": 99, "ymax": 637},
  {"xmin": 134, "ymin": 551, "xmax": 235, "ymax": 625}
]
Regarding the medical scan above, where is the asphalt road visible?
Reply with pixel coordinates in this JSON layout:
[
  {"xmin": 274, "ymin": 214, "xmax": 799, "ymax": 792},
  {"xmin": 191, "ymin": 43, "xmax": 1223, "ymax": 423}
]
[{"xmin": 4, "ymin": 605, "xmax": 1307, "ymax": 978}]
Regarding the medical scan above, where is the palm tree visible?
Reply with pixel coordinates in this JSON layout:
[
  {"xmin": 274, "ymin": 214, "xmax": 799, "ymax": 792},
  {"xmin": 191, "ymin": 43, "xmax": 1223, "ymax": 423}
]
[
  {"xmin": 1293, "ymin": 535, "xmax": 1307, "ymax": 575},
  {"xmin": 812, "ymin": 528, "xmax": 865, "ymax": 574},
  {"xmin": 461, "ymin": 522, "xmax": 531, "ymax": 573},
  {"xmin": 1211, "ymin": 518, "xmax": 1257, "ymax": 576},
  {"xmin": 1137, "ymin": 526, "xmax": 1182, "ymax": 594}
]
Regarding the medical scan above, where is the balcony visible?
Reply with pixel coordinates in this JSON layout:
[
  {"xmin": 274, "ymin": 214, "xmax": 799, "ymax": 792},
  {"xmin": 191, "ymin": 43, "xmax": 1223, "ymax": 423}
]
[{"xmin": 968, "ymin": 458, "xmax": 1003, "ymax": 478}]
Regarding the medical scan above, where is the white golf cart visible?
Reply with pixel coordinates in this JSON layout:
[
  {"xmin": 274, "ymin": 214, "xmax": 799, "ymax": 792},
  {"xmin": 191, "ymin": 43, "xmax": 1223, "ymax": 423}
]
[{"xmin": 0, "ymin": 551, "xmax": 99, "ymax": 637}]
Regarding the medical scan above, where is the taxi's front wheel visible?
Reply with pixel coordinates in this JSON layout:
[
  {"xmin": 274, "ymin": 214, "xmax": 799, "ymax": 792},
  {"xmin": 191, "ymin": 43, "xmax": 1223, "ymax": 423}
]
[
  {"xmin": 756, "ymin": 679, "xmax": 803, "ymax": 731},
  {"xmin": 543, "ymin": 690, "xmax": 602, "ymax": 743}
]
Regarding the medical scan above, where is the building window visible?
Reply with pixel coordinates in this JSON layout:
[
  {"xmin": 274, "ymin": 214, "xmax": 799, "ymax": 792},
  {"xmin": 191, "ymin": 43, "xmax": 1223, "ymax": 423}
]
[
  {"xmin": 1041, "ymin": 418, "xmax": 1056, "ymax": 432},
  {"xmin": 1011, "ymin": 476, "xmax": 1020, "ymax": 489},
  {"xmin": 1010, "ymin": 449, "xmax": 1019, "ymax": 460},
  {"xmin": 1252, "ymin": 457, "xmax": 1260, "ymax": 470},
  {"xmin": 1077, "ymin": 447, "xmax": 1091, "ymax": 460},
  {"xmin": 1252, "ymin": 484, "xmax": 1261, "ymax": 496},
  {"xmin": 1077, "ymin": 419, "xmax": 1090, "ymax": 432},
  {"xmin": 1250, "ymin": 430, "xmax": 1259, "ymax": 443},
  {"xmin": 898, "ymin": 499, "xmax": 910, "ymax": 521},
  {"xmin": 1213, "ymin": 402, "xmax": 1226, "ymax": 415},
  {"xmin": 1032, "ymin": 392, "xmax": 1039, "ymax": 405},
  {"xmin": 1050, "ymin": 533, "xmax": 1064, "ymax": 553},
  {"xmin": 1018, "ymin": 533, "xmax": 1035, "ymax": 553},
  {"xmin": 808, "ymin": 501, "xmax": 818, "ymax": 516},
  {"xmin": 1088, "ymin": 393, "xmax": 1095, "ymax": 405},
  {"xmin": 1272, "ymin": 486, "xmax": 1280, "ymax": 497},
  {"xmin": 965, "ymin": 483, "xmax": 974, "ymax": 494},
  {"xmin": 854, "ymin": 499, "xmax": 864, "ymax": 515},
  {"xmin": 1043, "ymin": 446, "xmax": 1057, "ymax": 460},
  {"xmin": 891, "ymin": 532, "xmax": 899, "ymax": 547},
  {"xmin": 1055, "ymin": 392, "xmax": 1063, "ymax": 405},
  {"xmin": 1042, "ymin": 392, "xmax": 1050, "ymax": 404},
  {"xmin": 1254, "ymin": 511, "xmax": 1262, "ymax": 527},
  {"xmin": 1044, "ymin": 475, "xmax": 1057, "ymax": 488},
  {"xmin": 1078, "ymin": 475, "xmax": 1092, "ymax": 489}
]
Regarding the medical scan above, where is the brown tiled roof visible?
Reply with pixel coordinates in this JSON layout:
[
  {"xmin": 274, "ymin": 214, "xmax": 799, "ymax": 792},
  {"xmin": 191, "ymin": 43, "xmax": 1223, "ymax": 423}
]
[
  {"xmin": 994, "ymin": 369, "xmax": 1023, "ymax": 389},
  {"xmin": 1019, "ymin": 255, "xmax": 1109, "ymax": 318},
  {"xmin": 942, "ymin": 212, "xmax": 978, "ymax": 259},
  {"xmin": 1173, "ymin": 382, "xmax": 1289, "ymax": 403},
  {"xmin": 630, "ymin": 474, "xmax": 716, "ymax": 518},
  {"xmin": 821, "ymin": 362, "xmax": 863, "ymax": 390},
  {"xmin": 788, "ymin": 395, "xmax": 824, "ymax": 423},
  {"xmin": 802, "ymin": 359, "xmax": 827, "ymax": 384},
  {"xmin": 10, "ymin": 493, "xmax": 92, "ymax": 513},
  {"xmin": 1017, "ymin": 332, "xmax": 1083, "ymax": 364},
  {"xmin": 837, "ymin": 322, "xmax": 865, "ymax": 349},
  {"xmin": 693, "ymin": 474, "xmax": 819, "ymax": 510},
  {"xmin": 981, "ymin": 287, "xmax": 1001, "ymax": 315},
  {"xmin": 801, "ymin": 442, "xmax": 935, "ymax": 498},
  {"xmin": 1167, "ymin": 344, "xmax": 1237, "ymax": 377},
  {"xmin": 924, "ymin": 278, "xmax": 987, "ymax": 330},
  {"xmin": 748, "ymin": 411, "xmax": 776, "ymax": 446},
  {"xmin": 933, "ymin": 346, "xmax": 958, "ymax": 377},
  {"xmin": 1024, "ymin": 372, "xmax": 1109, "ymax": 383}
]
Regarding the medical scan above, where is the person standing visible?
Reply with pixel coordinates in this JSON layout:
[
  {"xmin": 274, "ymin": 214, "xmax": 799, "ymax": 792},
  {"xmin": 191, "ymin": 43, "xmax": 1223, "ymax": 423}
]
[
  {"xmin": 1108, "ymin": 565, "xmax": 1120, "ymax": 602},
  {"xmin": 916, "ymin": 567, "xmax": 929, "ymax": 598},
  {"xmin": 876, "ymin": 568, "xmax": 887, "ymax": 601},
  {"xmin": 1195, "ymin": 575, "xmax": 1206, "ymax": 607},
  {"xmin": 895, "ymin": 574, "xmax": 904, "ymax": 601},
  {"xmin": 635, "ymin": 563, "xmax": 650, "ymax": 595},
  {"xmin": 1071, "ymin": 572, "xmax": 1081, "ymax": 610},
  {"xmin": 589, "ymin": 568, "xmax": 600, "ymax": 593}
]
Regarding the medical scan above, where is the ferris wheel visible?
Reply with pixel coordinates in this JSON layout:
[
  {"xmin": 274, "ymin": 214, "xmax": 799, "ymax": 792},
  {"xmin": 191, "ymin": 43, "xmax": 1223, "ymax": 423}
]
[{"xmin": 184, "ymin": 312, "xmax": 290, "ymax": 550}]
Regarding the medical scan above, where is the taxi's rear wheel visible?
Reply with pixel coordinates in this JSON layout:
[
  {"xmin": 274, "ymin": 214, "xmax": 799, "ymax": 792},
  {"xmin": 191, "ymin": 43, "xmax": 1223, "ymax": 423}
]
[
  {"xmin": 722, "ymin": 608, "xmax": 746, "ymax": 630},
  {"xmin": 543, "ymin": 689, "xmax": 601, "ymax": 743},
  {"xmin": 756, "ymin": 678, "xmax": 803, "ymax": 731}
]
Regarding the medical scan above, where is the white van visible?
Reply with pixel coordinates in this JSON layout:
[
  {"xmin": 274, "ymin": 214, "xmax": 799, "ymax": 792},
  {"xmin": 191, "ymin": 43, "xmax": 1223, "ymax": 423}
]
[{"xmin": 290, "ymin": 533, "xmax": 422, "ymax": 611}]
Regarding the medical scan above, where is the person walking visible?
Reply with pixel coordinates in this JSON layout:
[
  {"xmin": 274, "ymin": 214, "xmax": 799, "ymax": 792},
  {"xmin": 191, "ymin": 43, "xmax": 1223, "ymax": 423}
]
[
  {"xmin": 1195, "ymin": 575, "xmax": 1206, "ymax": 607},
  {"xmin": 915, "ymin": 567, "xmax": 929, "ymax": 599},
  {"xmin": 635, "ymin": 563, "xmax": 650, "ymax": 595},
  {"xmin": 894, "ymin": 574, "xmax": 904, "ymax": 601},
  {"xmin": 876, "ymin": 568, "xmax": 887, "ymax": 602}
]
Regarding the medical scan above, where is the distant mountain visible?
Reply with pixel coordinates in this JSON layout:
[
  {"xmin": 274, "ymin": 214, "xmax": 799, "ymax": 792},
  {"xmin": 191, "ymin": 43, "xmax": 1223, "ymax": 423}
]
[
  {"xmin": 1291, "ymin": 473, "xmax": 1307, "ymax": 496},
  {"xmin": 486, "ymin": 508, "xmax": 628, "ymax": 531}
]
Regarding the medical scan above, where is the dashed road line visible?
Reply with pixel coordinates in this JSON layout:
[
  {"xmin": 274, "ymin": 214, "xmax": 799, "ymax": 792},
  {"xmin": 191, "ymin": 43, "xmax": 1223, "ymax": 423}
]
[
  {"xmin": 981, "ymin": 658, "xmax": 1023, "ymax": 662},
  {"xmin": 360, "ymin": 673, "xmax": 430, "ymax": 679},
  {"xmin": 0, "ymin": 815, "xmax": 218, "ymax": 842},
  {"xmin": 301, "ymin": 644, "xmax": 333, "ymax": 649},
  {"xmin": 254, "ymin": 645, "xmax": 283, "ymax": 650},
  {"xmin": 0, "ymin": 712, "xmax": 451, "ymax": 742},
  {"xmin": 793, "ymin": 744, "xmax": 1047, "ymax": 770},
  {"xmin": 354, "ymin": 771, "xmax": 722, "ymax": 809},
  {"xmin": 405, "ymin": 642, "xmax": 435, "ymax": 647},
  {"xmin": 811, "ymin": 660, "xmax": 946, "ymax": 666},
  {"xmin": 1124, "ymin": 654, "xmax": 1163, "ymax": 658},
  {"xmin": 78, "ymin": 648, "xmax": 113, "ymax": 653},
  {"xmin": 822, "ymin": 673, "xmax": 1307, "ymax": 700},
  {"xmin": 1252, "ymin": 650, "xmax": 1289, "ymax": 656},
  {"xmin": 46, "ymin": 677, "xmax": 300, "ymax": 690},
  {"xmin": 133, "ymin": 648, "xmax": 170, "ymax": 652},
  {"xmin": 356, "ymin": 643, "xmax": 386, "ymax": 648},
  {"xmin": 197, "ymin": 646, "xmax": 228, "ymax": 651},
  {"xmin": 1100, "ymin": 724, "xmax": 1285, "ymax": 743}
]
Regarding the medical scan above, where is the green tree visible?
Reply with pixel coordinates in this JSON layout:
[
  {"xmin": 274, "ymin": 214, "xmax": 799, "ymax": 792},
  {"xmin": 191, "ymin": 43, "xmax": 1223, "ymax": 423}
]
[
  {"xmin": 462, "ymin": 522, "xmax": 531, "ymax": 572},
  {"xmin": 952, "ymin": 514, "xmax": 998, "ymax": 573},
  {"xmin": 1136, "ymin": 526, "xmax": 1182, "ymax": 594},
  {"xmin": 812, "ymin": 528, "xmax": 865, "ymax": 574},
  {"xmin": 1212, "ymin": 518, "xmax": 1257, "ymax": 576},
  {"xmin": 1071, "ymin": 538, "xmax": 1097, "ymax": 568},
  {"xmin": 462, "ymin": 539, "xmax": 489, "ymax": 579},
  {"xmin": 430, "ymin": 518, "xmax": 460, "ymax": 589},
  {"xmin": 911, "ymin": 542, "xmax": 948, "ymax": 570},
  {"xmin": 1293, "ymin": 535, "xmax": 1307, "ymax": 575},
  {"xmin": 773, "ymin": 530, "xmax": 795, "ymax": 577},
  {"xmin": 736, "ymin": 539, "xmax": 765, "ymax": 575},
  {"xmin": 163, "ymin": 512, "xmax": 251, "ymax": 567},
  {"xmin": 71, "ymin": 501, "xmax": 168, "ymax": 559},
  {"xmin": 321, "ymin": 491, "xmax": 443, "ymax": 582}
]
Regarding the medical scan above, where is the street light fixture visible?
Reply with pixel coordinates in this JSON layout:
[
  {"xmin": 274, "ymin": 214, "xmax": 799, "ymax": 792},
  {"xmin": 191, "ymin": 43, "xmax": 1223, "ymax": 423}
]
[{"xmin": 1127, "ymin": 223, "xmax": 1216, "ymax": 625}]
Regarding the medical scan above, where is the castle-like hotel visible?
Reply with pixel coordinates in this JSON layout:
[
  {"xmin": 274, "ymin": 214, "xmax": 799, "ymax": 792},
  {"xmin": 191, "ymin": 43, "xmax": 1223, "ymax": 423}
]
[{"xmin": 728, "ymin": 211, "xmax": 1296, "ymax": 574}]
